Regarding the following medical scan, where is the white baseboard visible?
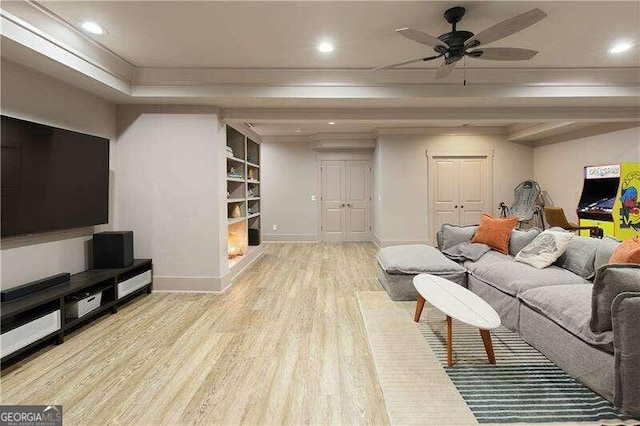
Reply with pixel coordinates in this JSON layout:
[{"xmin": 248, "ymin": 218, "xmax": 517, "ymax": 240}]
[{"xmin": 262, "ymin": 233, "xmax": 318, "ymax": 242}]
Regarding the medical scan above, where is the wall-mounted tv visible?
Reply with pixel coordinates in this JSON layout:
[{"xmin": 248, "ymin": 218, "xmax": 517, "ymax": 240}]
[{"xmin": 1, "ymin": 115, "xmax": 109, "ymax": 237}]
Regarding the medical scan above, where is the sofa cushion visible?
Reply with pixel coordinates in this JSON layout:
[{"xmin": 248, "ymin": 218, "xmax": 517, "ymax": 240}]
[
  {"xmin": 470, "ymin": 260, "xmax": 589, "ymax": 297},
  {"xmin": 463, "ymin": 250, "xmax": 513, "ymax": 274},
  {"xmin": 438, "ymin": 224, "xmax": 478, "ymax": 251},
  {"xmin": 519, "ymin": 284, "xmax": 613, "ymax": 353},
  {"xmin": 376, "ymin": 245, "xmax": 466, "ymax": 275},
  {"xmin": 514, "ymin": 229, "xmax": 574, "ymax": 269},
  {"xmin": 609, "ymin": 236, "xmax": 640, "ymax": 264},
  {"xmin": 590, "ymin": 263, "xmax": 640, "ymax": 333},
  {"xmin": 471, "ymin": 214, "xmax": 518, "ymax": 254},
  {"xmin": 509, "ymin": 228, "xmax": 541, "ymax": 257},
  {"xmin": 594, "ymin": 236, "xmax": 621, "ymax": 273},
  {"xmin": 442, "ymin": 241, "xmax": 492, "ymax": 262},
  {"xmin": 554, "ymin": 235, "xmax": 601, "ymax": 279}
]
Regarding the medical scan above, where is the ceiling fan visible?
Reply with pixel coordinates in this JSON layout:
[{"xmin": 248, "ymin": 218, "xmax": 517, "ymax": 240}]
[{"xmin": 374, "ymin": 6, "xmax": 547, "ymax": 78}]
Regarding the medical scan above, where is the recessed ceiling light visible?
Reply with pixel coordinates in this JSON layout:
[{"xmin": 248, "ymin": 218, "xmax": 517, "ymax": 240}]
[
  {"xmin": 318, "ymin": 42, "xmax": 334, "ymax": 53},
  {"xmin": 328, "ymin": 121, "xmax": 336, "ymax": 125},
  {"xmin": 295, "ymin": 129, "xmax": 301, "ymax": 133},
  {"xmin": 609, "ymin": 41, "xmax": 633, "ymax": 54},
  {"xmin": 80, "ymin": 21, "xmax": 106, "ymax": 35}
]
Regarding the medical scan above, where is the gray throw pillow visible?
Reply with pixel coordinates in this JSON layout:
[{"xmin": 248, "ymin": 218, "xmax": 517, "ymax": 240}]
[
  {"xmin": 594, "ymin": 236, "xmax": 621, "ymax": 273},
  {"xmin": 590, "ymin": 264, "xmax": 640, "ymax": 333},
  {"xmin": 509, "ymin": 228, "xmax": 541, "ymax": 257},
  {"xmin": 438, "ymin": 224, "xmax": 478, "ymax": 251},
  {"xmin": 554, "ymin": 235, "xmax": 601, "ymax": 279}
]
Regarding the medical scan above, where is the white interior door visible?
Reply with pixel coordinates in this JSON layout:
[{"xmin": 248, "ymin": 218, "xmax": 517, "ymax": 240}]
[
  {"xmin": 458, "ymin": 158, "xmax": 489, "ymax": 226},
  {"xmin": 430, "ymin": 155, "xmax": 491, "ymax": 243},
  {"xmin": 345, "ymin": 160, "xmax": 371, "ymax": 241},
  {"xmin": 433, "ymin": 158, "xmax": 460, "ymax": 232},
  {"xmin": 321, "ymin": 159, "xmax": 371, "ymax": 242},
  {"xmin": 321, "ymin": 160, "xmax": 346, "ymax": 242}
]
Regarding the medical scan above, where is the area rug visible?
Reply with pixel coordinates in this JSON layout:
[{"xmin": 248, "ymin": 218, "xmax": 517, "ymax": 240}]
[{"xmin": 411, "ymin": 303, "xmax": 630, "ymax": 424}]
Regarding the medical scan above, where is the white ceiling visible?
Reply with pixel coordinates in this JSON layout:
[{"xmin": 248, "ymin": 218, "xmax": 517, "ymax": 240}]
[
  {"xmin": 42, "ymin": 1, "xmax": 640, "ymax": 69},
  {"xmin": 1, "ymin": 1, "xmax": 638, "ymax": 140}
]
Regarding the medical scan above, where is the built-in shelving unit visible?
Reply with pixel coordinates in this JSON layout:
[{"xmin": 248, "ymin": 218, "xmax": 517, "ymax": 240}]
[{"xmin": 226, "ymin": 126, "xmax": 261, "ymax": 271}]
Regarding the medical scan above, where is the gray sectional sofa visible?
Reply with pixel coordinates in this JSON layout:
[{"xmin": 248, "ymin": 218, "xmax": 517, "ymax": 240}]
[{"xmin": 377, "ymin": 225, "xmax": 640, "ymax": 416}]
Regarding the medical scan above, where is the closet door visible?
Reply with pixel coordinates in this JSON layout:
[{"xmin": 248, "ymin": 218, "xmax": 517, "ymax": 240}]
[
  {"xmin": 321, "ymin": 160, "xmax": 346, "ymax": 242},
  {"xmin": 345, "ymin": 160, "xmax": 371, "ymax": 241},
  {"xmin": 458, "ymin": 158, "xmax": 489, "ymax": 226},
  {"xmin": 433, "ymin": 158, "xmax": 461, "ymax": 230}
]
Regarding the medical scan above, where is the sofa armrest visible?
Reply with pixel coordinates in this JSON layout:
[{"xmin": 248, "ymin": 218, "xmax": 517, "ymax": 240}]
[
  {"xmin": 590, "ymin": 264, "xmax": 640, "ymax": 333},
  {"xmin": 612, "ymin": 292, "xmax": 640, "ymax": 416}
]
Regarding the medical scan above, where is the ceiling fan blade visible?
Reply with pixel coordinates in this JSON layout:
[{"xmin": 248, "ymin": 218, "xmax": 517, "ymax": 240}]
[
  {"xmin": 468, "ymin": 47, "xmax": 538, "ymax": 61},
  {"xmin": 372, "ymin": 58, "xmax": 426, "ymax": 71},
  {"xmin": 465, "ymin": 8, "xmax": 547, "ymax": 48},
  {"xmin": 372, "ymin": 54, "xmax": 441, "ymax": 71},
  {"xmin": 396, "ymin": 28, "xmax": 448, "ymax": 50},
  {"xmin": 435, "ymin": 61, "xmax": 456, "ymax": 79}
]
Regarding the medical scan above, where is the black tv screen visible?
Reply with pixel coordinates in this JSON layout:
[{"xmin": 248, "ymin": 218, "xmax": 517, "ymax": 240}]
[{"xmin": 1, "ymin": 115, "xmax": 109, "ymax": 237}]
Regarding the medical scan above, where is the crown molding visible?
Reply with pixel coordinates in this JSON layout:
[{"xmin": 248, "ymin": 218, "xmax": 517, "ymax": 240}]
[
  {"xmin": 134, "ymin": 67, "xmax": 640, "ymax": 87},
  {"xmin": 261, "ymin": 132, "xmax": 374, "ymax": 144},
  {"xmin": 374, "ymin": 127, "xmax": 507, "ymax": 137},
  {"xmin": 1, "ymin": 9, "xmax": 131, "ymax": 95},
  {"xmin": 222, "ymin": 107, "xmax": 640, "ymax": 124}
]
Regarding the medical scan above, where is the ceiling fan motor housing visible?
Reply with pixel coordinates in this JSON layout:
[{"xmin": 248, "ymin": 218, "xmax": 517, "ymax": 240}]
[{"xmin": 438, "ymin": 30, "xmax": 474, "ymax": 62}]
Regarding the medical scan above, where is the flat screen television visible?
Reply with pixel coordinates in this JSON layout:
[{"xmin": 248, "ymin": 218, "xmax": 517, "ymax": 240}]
[{"xmin": 1, "ymin": 115, "xmax": 109, "ymax": 237}]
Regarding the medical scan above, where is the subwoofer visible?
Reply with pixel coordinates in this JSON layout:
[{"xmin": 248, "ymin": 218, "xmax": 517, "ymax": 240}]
[{"xmin": 93, "ymin": 231, "xmax": 134, "ymax": 269}]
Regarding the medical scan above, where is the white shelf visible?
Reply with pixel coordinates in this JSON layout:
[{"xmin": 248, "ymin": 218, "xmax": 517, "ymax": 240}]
[
  {"xmin": 227, "ymin": 216, "xmax": 246, "ymax": 225},
  {"xmin": 227, "ymin": 198, "xmax": 245, "ymax": 204},
  {"xmin": 247, "ymin": 212, "xmax": 260, "ymax": 219},
  {"xmin": 227, "ymin": 156, "xmax": 245, "ymax": 164},
  {"xmin": 246, "ymin": 161, "xmax": 260, "ymax": 168},
  {"xmin": 247, "ymin": 179, "xmax": 260, "ymax": 184},
  {"xmin": 227, "ymin": 177, "xmax": 245, "ymax": 183},
  {"xmin": 247, "ymin": 197, "xmax": 261, "ymax": 201}
]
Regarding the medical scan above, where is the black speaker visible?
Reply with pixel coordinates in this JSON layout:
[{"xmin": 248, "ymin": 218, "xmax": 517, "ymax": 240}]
[
  {"xmin": 93, "ymin": 231, "xmax": 134, "ymax": 269},
  {"xmin": 248, "ymin": 228, "xmax": 260, "ymax": 246}
]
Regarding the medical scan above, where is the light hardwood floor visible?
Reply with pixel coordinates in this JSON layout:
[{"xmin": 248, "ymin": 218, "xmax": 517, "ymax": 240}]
[{"xmin": 1, "ymin": 243, "xmax": 390, "ymax": 425}]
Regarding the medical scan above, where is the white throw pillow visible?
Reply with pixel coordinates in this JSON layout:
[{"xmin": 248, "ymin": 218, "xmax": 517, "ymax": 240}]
[{"xmin": 514, "ymin": 229, "xmax": 574, "ymax": 269}]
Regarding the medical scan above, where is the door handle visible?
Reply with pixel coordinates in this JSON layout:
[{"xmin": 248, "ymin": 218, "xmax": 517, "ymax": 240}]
[
  {"xmin": 454, "ymin": 205, "xmax": 458, "ymax": 209},
  {"xmin": 461, "ymin": 205, "xmax": 464, "ymax": 208},
  {"xmin": 347, "ymin": 203, "xmax": 352, "ymax": 208},
  {"xmin": 340, "ymin": 203, "xmax": 345, "ymax": 207}
]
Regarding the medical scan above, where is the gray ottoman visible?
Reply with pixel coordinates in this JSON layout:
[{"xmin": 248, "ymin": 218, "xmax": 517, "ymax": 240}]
[{"xmin": 376, "ymin": 245, "xmax": 467, "ymax": 301}]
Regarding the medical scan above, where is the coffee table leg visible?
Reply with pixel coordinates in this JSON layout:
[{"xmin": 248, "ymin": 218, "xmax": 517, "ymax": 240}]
[
  {"xmin": 414, "ymin": 294, "xmax": 426, "ymax": 322},
  {"xmin": 446, "ymin": 315, "xmax": 453, "ymax": 367},
  {"xmin": 480, "ymin": 329, "xmax": 496, "ymax": 364}
]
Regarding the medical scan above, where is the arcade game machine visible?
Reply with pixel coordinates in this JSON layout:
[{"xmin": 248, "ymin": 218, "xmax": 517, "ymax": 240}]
[{"xmin": 577, "ymin": 163, "xmax": 640, "ymax": 239}]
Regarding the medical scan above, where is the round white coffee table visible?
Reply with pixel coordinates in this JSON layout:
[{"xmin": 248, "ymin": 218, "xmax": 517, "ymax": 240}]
[{"xmin": 413, "ymin": 273, "xmax": 501, "ymax": 366}]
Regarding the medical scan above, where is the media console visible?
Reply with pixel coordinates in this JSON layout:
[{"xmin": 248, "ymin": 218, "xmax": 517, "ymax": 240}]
[{"xmin": 1, "ymin": 259, "xmax": 152, "ymax": 366}]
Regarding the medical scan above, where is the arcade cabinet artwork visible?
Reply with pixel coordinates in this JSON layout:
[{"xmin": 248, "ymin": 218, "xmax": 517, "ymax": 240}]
[
  {"xmin": 577, "ymin": 163, "xmax": 640, "ymax": 239},
  {"xmin": 617, "ymin": 164, "xmax": 640, "ymax": 238}
]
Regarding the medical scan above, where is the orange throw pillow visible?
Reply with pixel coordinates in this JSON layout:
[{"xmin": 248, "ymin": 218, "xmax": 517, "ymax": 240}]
[
  {"xmin": 471, "ymin": 214, "xmax": 518, "ymax": 255},
  {"xmin": 609, "ymin": 236, "xmax": 640, "ymax": 264}
]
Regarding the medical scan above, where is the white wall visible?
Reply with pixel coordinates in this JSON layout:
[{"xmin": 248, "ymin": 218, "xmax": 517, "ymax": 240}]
[
  {"xmin": 261, "ymin": 141, "xmax": 319, "ymax": 241},
  {"xmin": 374, "ymin": 132, "xmax": 534, "ymax": 246},
  {"xmin": 1, "ymin": 59, "xmax": 116, "ymax": 289},
  {"xmin": 533, "ymin": 126, "xmax": 640, "ymax": 223},
  {"xmin": 115, "ymin": 106, "xmax": 227, "ymax": 291}
]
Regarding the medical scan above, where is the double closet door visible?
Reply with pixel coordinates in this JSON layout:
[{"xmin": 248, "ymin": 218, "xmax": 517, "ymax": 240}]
[
  {"xmin": 432, "ymin": 156, "xmax": 491, "ymax": 237},
  {"xmin": 321, "ymin": 160, "xmax": 371, "ymax": 242}
]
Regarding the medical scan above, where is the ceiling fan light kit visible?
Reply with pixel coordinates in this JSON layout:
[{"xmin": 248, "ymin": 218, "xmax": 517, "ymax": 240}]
[{"xmin": 374, "ymin": 6, "xmax": 547, "ymax": 79}]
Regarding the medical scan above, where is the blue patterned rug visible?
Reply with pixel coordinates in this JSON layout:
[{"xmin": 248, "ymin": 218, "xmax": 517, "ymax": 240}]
[{"xmin": 413, "ymin": 308, "xmax": 632, "ymax": 423}]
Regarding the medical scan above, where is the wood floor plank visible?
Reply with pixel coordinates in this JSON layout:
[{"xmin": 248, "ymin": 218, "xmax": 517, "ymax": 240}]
[{"xmin": 0, "ymin": 242, "xmax": 392, "ymax": 424}]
